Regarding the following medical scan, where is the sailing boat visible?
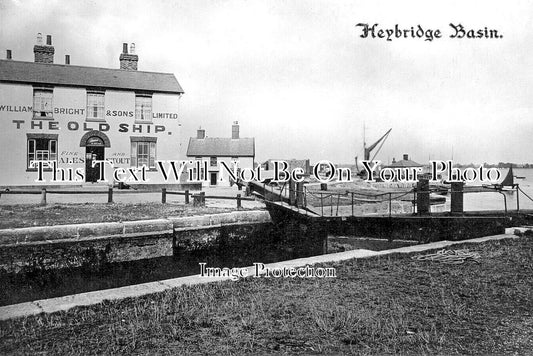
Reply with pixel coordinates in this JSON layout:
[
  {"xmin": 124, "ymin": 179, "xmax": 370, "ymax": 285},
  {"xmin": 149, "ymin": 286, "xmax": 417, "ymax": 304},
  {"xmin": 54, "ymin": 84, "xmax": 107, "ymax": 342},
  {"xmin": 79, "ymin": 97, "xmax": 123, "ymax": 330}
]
[
  {"xmin": 486, "ymin": 166, "xmax": 518, "ymax": 192},
  {"xmin": 355, "ymin": 127, "xmax": 392, "ymax": 177},
  {"xmin": 499, "ymin": 166, "xmax": 517, "ymax": 191}
]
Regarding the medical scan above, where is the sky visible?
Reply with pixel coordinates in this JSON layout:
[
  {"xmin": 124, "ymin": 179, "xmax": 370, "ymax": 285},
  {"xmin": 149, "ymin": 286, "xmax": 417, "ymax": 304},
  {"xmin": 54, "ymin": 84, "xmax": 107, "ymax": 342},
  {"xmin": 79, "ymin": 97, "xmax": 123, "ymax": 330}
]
[{"xmin": 1, "ymin": 0, "xmax": 532, "ymax": 165}]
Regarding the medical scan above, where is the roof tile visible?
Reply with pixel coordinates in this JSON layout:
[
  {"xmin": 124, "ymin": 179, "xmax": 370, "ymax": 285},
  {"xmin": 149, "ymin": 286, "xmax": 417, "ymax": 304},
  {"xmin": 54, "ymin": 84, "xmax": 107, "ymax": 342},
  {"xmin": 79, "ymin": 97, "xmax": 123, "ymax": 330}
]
[
  {"xmin": 0, "ymin": 60, "xmax": 184, "ymax": 94},
  {"xmin": 187, "ymin": 138, "xmax": 255, "ymax": 157}
]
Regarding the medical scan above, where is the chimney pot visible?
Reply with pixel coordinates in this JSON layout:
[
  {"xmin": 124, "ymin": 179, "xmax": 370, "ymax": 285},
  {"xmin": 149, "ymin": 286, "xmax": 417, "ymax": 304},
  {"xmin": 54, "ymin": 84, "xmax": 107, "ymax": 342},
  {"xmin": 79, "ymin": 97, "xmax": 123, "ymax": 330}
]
[
  {"xmin": 34, "ymin": 33, "xmax": 54, "ymax": 63},
  {"xmin": 119, "ymin": 42, "xmax": 138, "ymax": 70},
  {"xmin": 232, "ymin": 122, "xmax": 240, "ymax": 139},
  {"xmin": 403, "ymin": 154, "xmax": 409, "ymax": 161},
  {"xmin": 6, "ymin": 50, "xmax": 12, "ymax": 60},
  {"xmin": 197, "ymin": 128, "xmax": 206, "ymax": 139},
  {"xmin": 65, "ymin": 55, "xmax": 70, "ymax": 65}
]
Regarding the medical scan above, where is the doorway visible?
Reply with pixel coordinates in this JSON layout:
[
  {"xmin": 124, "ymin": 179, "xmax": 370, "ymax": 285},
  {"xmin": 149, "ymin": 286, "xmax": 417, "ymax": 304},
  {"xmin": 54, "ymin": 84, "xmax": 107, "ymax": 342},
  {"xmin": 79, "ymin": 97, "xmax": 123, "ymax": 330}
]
[
  {"xmin": 210, "ymin": 172, "xmax": 217, "ymax": 186},
  {"xmin": 85, "ymin": 136, "xmax": 105, "ymax": 182}
]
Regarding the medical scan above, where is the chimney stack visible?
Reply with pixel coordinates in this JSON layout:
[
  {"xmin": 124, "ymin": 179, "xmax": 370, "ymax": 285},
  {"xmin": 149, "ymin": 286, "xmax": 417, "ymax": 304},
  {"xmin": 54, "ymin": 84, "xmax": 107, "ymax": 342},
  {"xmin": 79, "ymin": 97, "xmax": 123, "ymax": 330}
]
[
  {"xmin": 403, "ymin": 154, "xmax": 409, "ymax": 161},
  {"xmin": 34, "ymin": 33, "xmax": 54, "ymax": 63},
  {"xmin": 232, "ymin": 121, "xmax": 239, "ymax": 139},
  {"xmin": 197, "ymin": 127, "xmax": 206, "ymax": 139},
  {"xmin": 119, "ymin": 42, "xmax": 138, "ymax": 70},
  {"xmin": 65, "ymin": 55, "xmax": 70, "ymax": 65},
  {"xmin": 6, "ymin": 50, "xmax": 12, "ymax": 60}
]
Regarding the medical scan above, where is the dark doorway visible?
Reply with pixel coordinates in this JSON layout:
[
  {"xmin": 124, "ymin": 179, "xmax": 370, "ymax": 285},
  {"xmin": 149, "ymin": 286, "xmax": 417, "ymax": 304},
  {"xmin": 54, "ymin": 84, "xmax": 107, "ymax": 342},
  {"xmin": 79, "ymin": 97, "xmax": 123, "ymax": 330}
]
[
  {"xmin": 210, "ymin": 172, "xmax": 217, "ymax": 186},
  {"xmin": 85, "ymin": 136, "xmax": 105, "ymax": 182}
]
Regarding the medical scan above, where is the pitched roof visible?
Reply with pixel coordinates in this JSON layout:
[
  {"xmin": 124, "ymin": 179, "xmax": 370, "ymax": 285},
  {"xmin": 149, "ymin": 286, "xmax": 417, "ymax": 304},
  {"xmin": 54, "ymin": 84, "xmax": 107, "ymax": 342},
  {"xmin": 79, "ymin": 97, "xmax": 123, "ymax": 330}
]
[
  {"xmin": 0, "ymin": 60, "xmax": 184, "ymax": 94},
  {"xmin": 385, "ymin": 159, "xmax": 423, "ymax": 168},
  {"xmin": 187, "ymin": 138, "xmax": 255, "ymax": 157}
]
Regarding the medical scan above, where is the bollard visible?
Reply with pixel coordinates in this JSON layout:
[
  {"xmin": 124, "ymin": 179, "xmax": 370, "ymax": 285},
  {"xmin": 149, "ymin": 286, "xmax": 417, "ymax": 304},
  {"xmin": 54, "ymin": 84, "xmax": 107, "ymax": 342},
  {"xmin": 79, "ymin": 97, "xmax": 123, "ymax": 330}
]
[
  {"xmin": 416, "ymin": 179, "xmax": 430, "ymax": 215},
  {"xmin": 161, "ymin": 188, "xmax": 167, "ymax": 204},
  {"xmin": 107, "ymin": 187, "xmax": 113, "ymax": 203},
  {"xmin": 185, "ymin": 190, "xmax": 190, "ymax": 204},
  {"xmin": 296, "ymin": 181, "xmax": 304, "ymax": 207},
  {"xmin": 289, "ymin": 179, "xmax": 296, "ymax": 205},
  {"xmin": 40, "ymin": 188, "xmax": 47, "ymax": 206},
  {"xmin": 237, "ymin": 194, "xmax": 242, "ymax": 209},
  {"xmin": 450, "ymin": 182, "xmax": 464, "ymax": 214},
  {"xmin": 200, "ymin": 191, "xmax": 206, "ymax": 205}
]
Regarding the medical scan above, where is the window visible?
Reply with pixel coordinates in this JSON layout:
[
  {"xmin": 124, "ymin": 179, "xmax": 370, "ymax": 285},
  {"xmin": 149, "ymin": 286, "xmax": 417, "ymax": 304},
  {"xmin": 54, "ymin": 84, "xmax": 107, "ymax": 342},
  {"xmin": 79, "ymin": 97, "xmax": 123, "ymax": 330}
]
[
  {"xmin": 33, "ymin": 88, "xmax": 53, "ymax": 119},
  {"xmin": 86, "ymin": 91, "xmax": 105, "ymax": 121},
  {"xmin": 210, "ymin": 156, "xmax": 217, "ymax": 167},
  {"xmin": 231, "ymin": 156, "xmax": 239, "ymax": 166},
  {"xmin": 193, "ymin": 157, "xmax": 204, "ymax": 178},
  {"xmin": 27, "ymin": 134, "xmax": 58, "ymax": 169},
  {"xmin": 131, "ymin": 137, "xmax": 156, "ymax": 169},
  {"xmin": 135, "ymin": 94, "xmax": 152, "ymax": 123}
]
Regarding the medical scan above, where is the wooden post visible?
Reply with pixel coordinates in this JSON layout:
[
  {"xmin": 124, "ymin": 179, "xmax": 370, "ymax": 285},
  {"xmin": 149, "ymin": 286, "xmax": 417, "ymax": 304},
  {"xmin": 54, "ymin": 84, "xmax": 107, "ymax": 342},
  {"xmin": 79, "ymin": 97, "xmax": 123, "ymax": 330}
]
[
  {"xmin": 185, "ymin": 190, "xmax": 190, "ymax": 204},
  {"xmin": 161, "ymin": 188, "xmax": 167, "ymax": 204},
  {"xmin": 296, "ymin": 182, "xmax": 304, "ymax": 207},
  {"xmin": 389, "ymin": 193, "xmax": 392, "ymax": 218},
  {"xmin": 288, "ymin": 179, "xmax": 295, "ymax": 205},
  {"xmin": 450, "ymin": 182, "xmax": 464, "ymax": 215},
  {"xmin": 351, "ymin": 192, "xmax": 354, "ymax": 216},
  {"xmin": 516, "ymin": 185, "xmax": 520, "ymax": 212},
  {"xmin": 40, "ymin": 188, "xmax": 47, "ymax": 206},
  {"xmin": 107, "ymin": 187, "xmax": 113, "ymax": 203},
  {"xmin": 200, "ymin": 191, "xmax": 205, "ymax": 205},
  {"xmin": 237, "ymin": 194, "xmax": 242, "ymax": 209},
  {"xmin": 416, "ymin": 179, "xmax": 430, "ymax": 215}
]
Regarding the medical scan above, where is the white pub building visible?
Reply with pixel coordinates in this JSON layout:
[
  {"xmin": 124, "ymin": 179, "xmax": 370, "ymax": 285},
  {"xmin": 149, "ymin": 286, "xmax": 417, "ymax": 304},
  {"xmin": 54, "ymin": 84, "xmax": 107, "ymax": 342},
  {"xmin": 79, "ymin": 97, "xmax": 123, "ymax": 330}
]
[{"xmin": 0, "ymin": 34, "xmax": 184, "ymax": 187}]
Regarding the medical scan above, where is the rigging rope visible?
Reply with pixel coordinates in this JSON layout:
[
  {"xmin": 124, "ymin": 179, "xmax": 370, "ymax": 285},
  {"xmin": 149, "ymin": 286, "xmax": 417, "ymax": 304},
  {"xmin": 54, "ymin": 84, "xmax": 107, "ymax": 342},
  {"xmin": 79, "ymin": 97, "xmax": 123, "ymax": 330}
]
[
  {"xmin": 411, "ymin": 249, "xmax": 481, "ymax": 264},
  {"xmin": 518, "ymin": 186, "xmax": 533, "ymax": 203}
]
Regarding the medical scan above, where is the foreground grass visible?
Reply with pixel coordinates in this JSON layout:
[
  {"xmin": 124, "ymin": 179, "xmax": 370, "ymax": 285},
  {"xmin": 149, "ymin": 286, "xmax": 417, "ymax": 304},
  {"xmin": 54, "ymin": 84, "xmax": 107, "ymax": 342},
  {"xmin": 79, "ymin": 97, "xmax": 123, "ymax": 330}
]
[
  {"xmin": 1, "ymin": 237, "xmax": 533, "ymax": 355},
  {"xmin": 0, "ymin": 203, "xmax": 252, "ymax": 229}
]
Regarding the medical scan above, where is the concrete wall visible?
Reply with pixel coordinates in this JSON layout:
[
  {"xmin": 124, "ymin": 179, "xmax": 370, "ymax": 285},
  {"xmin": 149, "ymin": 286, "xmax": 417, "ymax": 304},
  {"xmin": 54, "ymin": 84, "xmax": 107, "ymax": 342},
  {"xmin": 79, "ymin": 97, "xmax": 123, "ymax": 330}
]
[
  {"xmin": 0, "ymin": 211, "xmax": 272, "ymax": 274},
  {"xmin": 0, "ymin": 209, "xmax": 333, "ymax": 277}
]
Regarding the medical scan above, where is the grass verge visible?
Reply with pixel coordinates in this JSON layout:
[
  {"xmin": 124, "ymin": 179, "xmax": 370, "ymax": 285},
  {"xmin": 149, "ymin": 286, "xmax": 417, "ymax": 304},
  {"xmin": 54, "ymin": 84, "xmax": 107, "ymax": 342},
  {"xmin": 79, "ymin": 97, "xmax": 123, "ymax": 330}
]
[
  {"xmin": 1, "ymin": 237, "xmax": 532, "ymax": 355},
  {"xmin": 0, "ymin": 203, "xmax": 255, "ymax": 229}
]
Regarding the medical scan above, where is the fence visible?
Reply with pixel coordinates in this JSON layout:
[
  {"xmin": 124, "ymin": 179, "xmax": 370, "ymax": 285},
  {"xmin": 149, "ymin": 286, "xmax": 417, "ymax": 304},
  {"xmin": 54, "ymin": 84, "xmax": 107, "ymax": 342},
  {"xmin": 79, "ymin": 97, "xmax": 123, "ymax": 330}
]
[
  {"xmin": 0, "ymin": 187, "xmax": 115, "ymax": 205},
  {"xmin": 161, "ymin": 188, "xmax": 254, "ymax": 209},
  {"xmin": 0, "ymin": 187, "xmax": 255, "ymax": 209},
  {"xmin": 259, "ymin": 181, "xmax": 533, "ymax": 217}
]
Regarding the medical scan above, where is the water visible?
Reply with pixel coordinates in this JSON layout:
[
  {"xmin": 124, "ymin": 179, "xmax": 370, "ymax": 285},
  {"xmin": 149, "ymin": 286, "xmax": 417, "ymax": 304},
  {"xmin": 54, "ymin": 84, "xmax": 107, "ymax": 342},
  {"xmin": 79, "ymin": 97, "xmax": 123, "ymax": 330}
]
[
  {"xmin": 0, "ymin": 222, "xmax": 325, "ymax": 306},
  {"xmin": 463, "ymin": 168, "xmax": 533, "ymax": 211}
]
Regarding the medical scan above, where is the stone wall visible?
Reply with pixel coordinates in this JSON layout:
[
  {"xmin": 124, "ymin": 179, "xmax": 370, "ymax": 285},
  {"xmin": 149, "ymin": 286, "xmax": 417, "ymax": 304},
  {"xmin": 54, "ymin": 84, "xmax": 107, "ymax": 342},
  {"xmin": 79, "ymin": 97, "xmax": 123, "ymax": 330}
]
[{"xmin": 0, "ymin": 211, "xmax": 272, "ymax": 274}]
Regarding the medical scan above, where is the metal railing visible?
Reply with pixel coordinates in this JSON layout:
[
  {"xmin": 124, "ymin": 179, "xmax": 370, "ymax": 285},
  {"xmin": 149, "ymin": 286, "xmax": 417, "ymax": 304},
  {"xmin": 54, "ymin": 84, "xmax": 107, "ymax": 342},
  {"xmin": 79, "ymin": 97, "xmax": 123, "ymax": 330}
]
[{"xmin": 300, "ymin": 184, "xmax": 526, "ymax": 218}]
